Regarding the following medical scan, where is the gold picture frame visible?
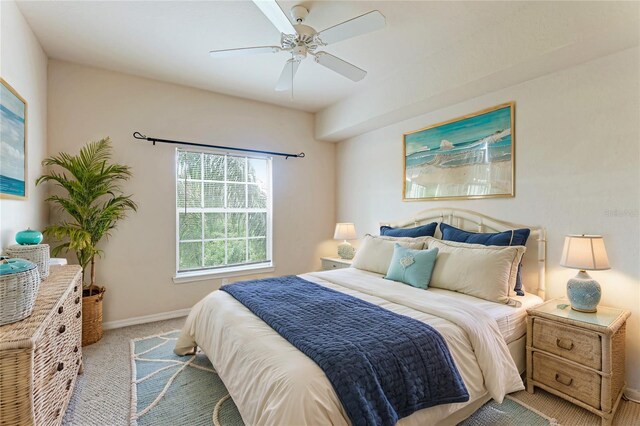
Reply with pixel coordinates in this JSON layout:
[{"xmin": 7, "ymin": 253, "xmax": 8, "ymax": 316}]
[
  {"xmin": 1, "ymin": 78, "xmax": 28, "ymax": 200},
  {"xmin": 403, "ymin": 102, "xmax": 515, "ymax": 201}
]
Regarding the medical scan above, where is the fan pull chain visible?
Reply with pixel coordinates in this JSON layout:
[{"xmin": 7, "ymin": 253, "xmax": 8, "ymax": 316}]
[{"xmin": 290, "ymin": 53, "xmax": 295, "ymax": 100}]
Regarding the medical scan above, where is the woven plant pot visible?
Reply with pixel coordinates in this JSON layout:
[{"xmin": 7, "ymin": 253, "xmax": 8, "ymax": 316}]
[{"xmin": 82, "ymin": 286, "xmax": 105, "ymax": 346}]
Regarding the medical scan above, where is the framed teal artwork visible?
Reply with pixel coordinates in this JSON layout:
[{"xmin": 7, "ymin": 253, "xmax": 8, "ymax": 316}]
[
  {"xmin": 1, "ymin": 78, "xmax": 28, "ymax": 199},
  {"xmin": 403, "ymin": 102, "xmax": 515, "ymax": 201}
]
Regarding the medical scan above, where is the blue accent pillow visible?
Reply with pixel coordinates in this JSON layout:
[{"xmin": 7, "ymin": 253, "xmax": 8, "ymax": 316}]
[
  {"xmin": 380, "ymin": 222, "xmax": 437, "ymax": 238},
  {"xmin": 385, "ymin": 244, "xmax": 439, "ymax": 290},
  {"xmin": 439, "ymin": 223, "xmax": 530, "ymax": 296}
]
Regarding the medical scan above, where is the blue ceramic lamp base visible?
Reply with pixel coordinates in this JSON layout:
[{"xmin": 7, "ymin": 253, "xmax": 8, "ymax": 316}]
[{"xmin": 567, "ymin": 270, "xmax": 601, "ymax": 313}]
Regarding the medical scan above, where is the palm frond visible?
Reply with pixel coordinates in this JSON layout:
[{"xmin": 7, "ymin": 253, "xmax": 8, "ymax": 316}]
[{"xmin": 37, "ymin": 138, "xmax": 137, "ymax": 286}]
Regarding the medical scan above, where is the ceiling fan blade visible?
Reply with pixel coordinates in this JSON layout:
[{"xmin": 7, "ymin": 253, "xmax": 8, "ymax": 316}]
[
  {"xmin": 316, "ymin": 10, "xmax": 385, "ymax": 45},
  {"xmin": 209, "ymin": 46, "xmax": 282, "ymax": 59},
  {"xmin": 252, "ymin": 0, "xmax": 296, "ymax": 35},
  {"xmin": 314, "ymin": 52, "xmax": 366, "ymax": 82},
  {"xmin": 275, "ymin": 59, "xmax": 300, "ymax": 91}
]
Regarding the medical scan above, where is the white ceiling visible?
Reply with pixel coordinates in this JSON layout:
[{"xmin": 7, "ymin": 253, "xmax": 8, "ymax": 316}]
[{"xmin": 16, "ymin": 0, "xmax": 530, "ymax": 112}]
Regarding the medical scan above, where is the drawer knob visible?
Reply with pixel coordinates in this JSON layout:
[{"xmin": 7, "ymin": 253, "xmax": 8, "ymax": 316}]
[
  {"xmin": 57, "ymin": 362, "xmax": 64, "ymax": 372},
  {"xmin": 76, "ymin": 311, "xmax": 82, "ymax": 319},
  {"xmin": 58, "ymin": 325, "xmax": 66, "ymax": 334},
  {"xmin": 75, "ymin": 296, "xmax": 80, "ymax": 304},
  {"xmin": 555, "ymin": 373, "xmax": 573, "ymax": 387},
  {"xmin": 556, "ymin": 338, "xmax": 574, "ymax": 351},
  {"xmin": 58, "ymin": 306, "xmax": 64, "ymax": 314}
]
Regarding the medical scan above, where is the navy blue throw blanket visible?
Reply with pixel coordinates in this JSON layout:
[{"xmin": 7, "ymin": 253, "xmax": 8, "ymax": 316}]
[{"xmin": 221, "ymin": 276, "xmax": 469, "ymax": 426}]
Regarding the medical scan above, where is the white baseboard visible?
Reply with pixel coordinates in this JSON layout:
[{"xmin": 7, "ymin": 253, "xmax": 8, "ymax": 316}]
[
  {"xmin": 103, "ymin": 308, "xmax": 191, "ymax": 330},
  {"xmin": 624, "ymin": 387, "xmax": 640, "ymax": 403}
]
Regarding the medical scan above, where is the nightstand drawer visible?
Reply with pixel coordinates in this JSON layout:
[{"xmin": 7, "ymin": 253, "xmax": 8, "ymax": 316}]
[
  {"xmin": 321, "ymin": 259, "xmax": 350, "ymax": 270},
  {"xmin": 532, "ymin": 352, "xmax": 601, "ymax": 408},
  {"xmin": 532, "ymin": 318, "xmax": 601, "ymax": 369}
]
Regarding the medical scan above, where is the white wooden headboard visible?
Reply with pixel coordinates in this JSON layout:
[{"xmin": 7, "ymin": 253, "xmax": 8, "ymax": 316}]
[{"xmin": 381, "ymin": 208, "xmax": 547, "ymax": 299}]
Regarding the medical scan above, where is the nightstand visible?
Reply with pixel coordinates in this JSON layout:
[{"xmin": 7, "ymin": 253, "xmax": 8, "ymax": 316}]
[
  {"xmin": 320, "ymin": 257, "xmax": 352, "ymax": 271},
  {"xmin": 526, "ymin": 299, "xmax": 630, "ymax": 426}
]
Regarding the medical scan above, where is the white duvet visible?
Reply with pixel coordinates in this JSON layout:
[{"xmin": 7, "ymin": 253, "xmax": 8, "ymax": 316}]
[{"xmin": 175, "ymin": 268, "xmax": 524, "ymax": 425}]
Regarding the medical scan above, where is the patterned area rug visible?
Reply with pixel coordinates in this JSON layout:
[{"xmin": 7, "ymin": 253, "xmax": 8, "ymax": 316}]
[
  {"xmin": 459, "ymin": 396, "xmax": 557, "ymax": 426},
  {"xmin": 130, "ymin": 331, "xmax": 243, "ymax": 425},
  {"xmin": 130, "ymin": 331, "xmax": 556, "ymax": 426}
]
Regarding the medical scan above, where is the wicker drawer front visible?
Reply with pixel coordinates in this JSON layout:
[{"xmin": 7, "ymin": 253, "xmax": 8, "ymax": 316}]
[
  {"xmin": 33, "ymin": 275, "xmax": 83, "ymax": 426},
  {"xmin": 47, "ymin": 289, "xmax": 81, "ymax": 359},
  {"xmin": 33, "ymin": 325, "xmax": 77, "ymax": 424},
  {"xmin": 46, "ymin": 350, "xmax": 81, "ymax": 423},
  {"xmin": 33, "ymin": 348, "xmax": 72, "ymax": 425},
  {"xmin": 532, "ymin": 318, "xmax": 601, "ymax": 370},
  {"xmin": 532, "ymin": 352, "xmax": 601, "ymax": 408}
]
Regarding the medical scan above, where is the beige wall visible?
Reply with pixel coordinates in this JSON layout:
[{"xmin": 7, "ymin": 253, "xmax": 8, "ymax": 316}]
[
  {"xmin": 47, "ymin": 60, "xmax": 336, "ymax": 324},
  {"xmin": 336, "ymin": 48, "xmax": 640, "ymax": 392},
  {"xmin": 0, "ymin": 0, "xmax": 48, "ymax": 250}
]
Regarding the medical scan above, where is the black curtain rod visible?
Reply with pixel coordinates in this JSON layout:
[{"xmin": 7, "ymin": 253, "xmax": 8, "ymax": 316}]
[{"xmin": 133, "ymin": 132, "xmax": 305, "ymax": 159}]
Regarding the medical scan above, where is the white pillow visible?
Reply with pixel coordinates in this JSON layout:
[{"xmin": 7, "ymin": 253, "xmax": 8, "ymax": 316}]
[
  {"xmin": 351, "ymin": 235, "xmax": 425, "ymax": 275},
  {"xmin": 427, "ymin": 239, "xmax": 526, "ymax": 304}
]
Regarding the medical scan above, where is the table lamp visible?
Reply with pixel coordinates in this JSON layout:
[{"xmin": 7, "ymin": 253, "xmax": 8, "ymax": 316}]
[
  {"xmin": 334, "ymin": 223, "xmax": 357, "ymax": 260},
  {"xmin": 560, "ymin": 235, "xmax": 610, "ymax": 312}
]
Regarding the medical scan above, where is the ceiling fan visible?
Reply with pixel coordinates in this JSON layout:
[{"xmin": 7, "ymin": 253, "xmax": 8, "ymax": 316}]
[{"xmin": 209, "ymin": 0, "xmax": 386, "ymax": 91}]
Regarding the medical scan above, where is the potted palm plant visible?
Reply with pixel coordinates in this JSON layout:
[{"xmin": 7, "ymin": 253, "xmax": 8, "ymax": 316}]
[{"xmin": 36, "ymin": 138, "xmax": 137, "ymax": 346}]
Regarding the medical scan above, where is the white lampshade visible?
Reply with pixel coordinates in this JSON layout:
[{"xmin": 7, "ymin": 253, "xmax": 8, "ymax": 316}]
[
  {"xmin": 560, "ymin": 235, "xmax": 610, "ymax": 271},
  {"xmin": 334, "ymin": 223, "xmax": 357, "ymax": 240}
]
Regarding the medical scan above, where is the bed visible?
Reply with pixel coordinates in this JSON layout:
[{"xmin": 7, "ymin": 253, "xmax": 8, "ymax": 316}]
[{"xmin": 175, "ymin": 208, "xmax": 547, "ymax": 425}]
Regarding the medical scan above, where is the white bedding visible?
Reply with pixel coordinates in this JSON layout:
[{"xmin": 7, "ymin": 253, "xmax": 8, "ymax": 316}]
[
  {"xmin": 427, "ymin": 288, "xmax": 543, "ymax": 343},
  {"xmin": 175, "ymin": 268, "xmax": 526, "ymax": 425}
]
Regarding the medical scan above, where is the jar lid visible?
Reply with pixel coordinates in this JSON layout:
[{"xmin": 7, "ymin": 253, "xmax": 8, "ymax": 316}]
[{"xmin": 0, "ymin": 258, "xmax": 37, "ymax": 275}]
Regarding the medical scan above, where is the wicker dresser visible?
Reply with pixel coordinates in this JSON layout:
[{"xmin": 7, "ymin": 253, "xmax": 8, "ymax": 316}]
[
  {"xmin": 0, "ymin": 265, "xmax": 83, "ymax": 426},
  {"xmin": 526, "ymin": 299, "xmax": 630, "ymax": 426}
]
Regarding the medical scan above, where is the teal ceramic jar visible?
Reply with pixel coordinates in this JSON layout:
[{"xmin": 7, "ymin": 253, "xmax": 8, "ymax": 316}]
[
  {"xmin": 15, "ymin": 228, "xmax": 43, "ymax": 245},
  {"xmin": 0, "ymin": 258, "xmax": 37, "ymax": 275}
]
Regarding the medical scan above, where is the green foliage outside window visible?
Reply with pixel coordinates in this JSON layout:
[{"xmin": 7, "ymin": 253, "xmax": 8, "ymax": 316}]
[{"xmin": 176, "ymin": 151, "xmax": 270, "ymax": 271}]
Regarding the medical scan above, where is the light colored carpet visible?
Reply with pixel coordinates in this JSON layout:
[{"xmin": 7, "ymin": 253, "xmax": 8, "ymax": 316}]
[
  {"xmin": 64, "ymin": 317, "xmax": 640, "ymax": 425},
  {"xmin": 63, "ymin": 317, "xmax": 186, "ymax": 426}
]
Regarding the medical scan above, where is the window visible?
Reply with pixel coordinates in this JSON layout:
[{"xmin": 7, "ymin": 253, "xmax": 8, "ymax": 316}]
[{"xmin": 176, "ymin": 149, "xmax": 272, "ymax": 276}]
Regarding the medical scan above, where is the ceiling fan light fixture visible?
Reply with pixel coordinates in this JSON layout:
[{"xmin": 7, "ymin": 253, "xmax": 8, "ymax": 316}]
[{"xmin": 292, "ymin": 45, "xmax": 308, "ymax": 60}]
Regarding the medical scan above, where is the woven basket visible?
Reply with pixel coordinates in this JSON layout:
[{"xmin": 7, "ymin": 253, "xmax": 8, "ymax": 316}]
[
  {"xmin": 0, "ymin": 264, "xmax": 41, "ymax": 325},
  {"xmin": 4, "ymin": 244, "xmax": 50, "ymax": 279},
  {"xmin": 82, "ymin": 286, "xmax": 105, "ymax": 346}
]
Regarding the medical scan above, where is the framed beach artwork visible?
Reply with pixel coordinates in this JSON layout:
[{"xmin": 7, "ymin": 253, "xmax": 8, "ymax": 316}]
[
  {"xmin": 403, "ymin": 102, "xmax": 514, "ymax": 201},
  {"xmin": 1, "ymin": 78, "xmax": 28, "ymax": 199}
]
